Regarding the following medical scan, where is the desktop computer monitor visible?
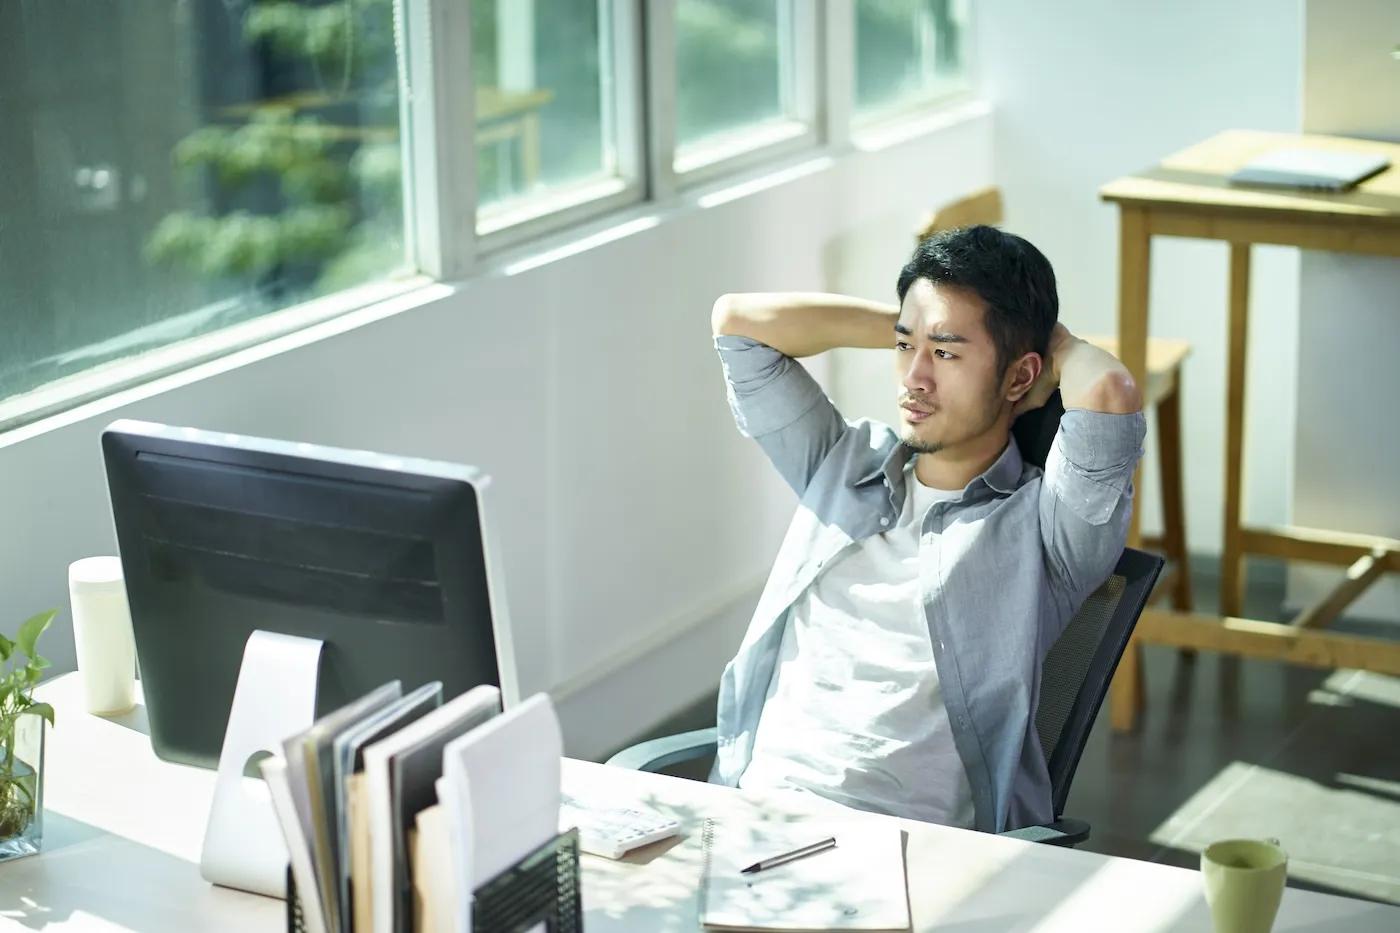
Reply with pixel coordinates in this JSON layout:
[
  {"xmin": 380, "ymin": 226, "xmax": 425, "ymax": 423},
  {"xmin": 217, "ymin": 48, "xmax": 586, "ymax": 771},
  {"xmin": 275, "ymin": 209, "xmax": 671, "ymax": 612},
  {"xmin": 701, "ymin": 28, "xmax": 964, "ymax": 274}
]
[{"xmin": 100, "ymin": 420, "xmax": 521, "ymax": 771}]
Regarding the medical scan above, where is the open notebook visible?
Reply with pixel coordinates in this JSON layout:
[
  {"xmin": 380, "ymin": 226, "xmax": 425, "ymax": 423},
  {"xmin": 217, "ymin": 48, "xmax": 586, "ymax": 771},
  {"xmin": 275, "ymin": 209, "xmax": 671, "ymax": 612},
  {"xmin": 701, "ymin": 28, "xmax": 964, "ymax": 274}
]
[{"xmin": 698, "ymin": 819, "xmax": 910, "ymax": 932}]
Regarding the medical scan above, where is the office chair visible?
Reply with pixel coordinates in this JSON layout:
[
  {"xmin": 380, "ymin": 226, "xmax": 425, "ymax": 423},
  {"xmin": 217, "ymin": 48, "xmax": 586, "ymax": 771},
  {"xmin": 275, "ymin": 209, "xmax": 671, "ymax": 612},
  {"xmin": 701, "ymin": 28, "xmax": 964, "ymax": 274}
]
[{"xmin": 606, "ymin": 391, "xmax": 1163, "ymax": 847}]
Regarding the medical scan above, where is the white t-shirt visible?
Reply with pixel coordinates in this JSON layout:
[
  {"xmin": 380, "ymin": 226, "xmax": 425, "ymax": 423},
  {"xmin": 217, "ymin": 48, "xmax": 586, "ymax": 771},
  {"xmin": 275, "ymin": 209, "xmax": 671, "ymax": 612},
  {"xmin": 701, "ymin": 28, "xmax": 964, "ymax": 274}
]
[{"xmin": 739, "ymin": 457, "xmax": 977, "ymax": 828}]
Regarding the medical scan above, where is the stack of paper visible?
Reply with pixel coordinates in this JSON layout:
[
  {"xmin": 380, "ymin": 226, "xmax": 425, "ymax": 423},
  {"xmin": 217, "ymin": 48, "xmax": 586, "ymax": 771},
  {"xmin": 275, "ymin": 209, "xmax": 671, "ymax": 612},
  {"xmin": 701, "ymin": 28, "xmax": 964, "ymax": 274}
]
[
  {"xmin": 698, "ymin": 820, "xmax": 910, "ymax": 932},
  {"xmin": 259, "ymin": 683, "xmax": 564, "ymax": 933}
]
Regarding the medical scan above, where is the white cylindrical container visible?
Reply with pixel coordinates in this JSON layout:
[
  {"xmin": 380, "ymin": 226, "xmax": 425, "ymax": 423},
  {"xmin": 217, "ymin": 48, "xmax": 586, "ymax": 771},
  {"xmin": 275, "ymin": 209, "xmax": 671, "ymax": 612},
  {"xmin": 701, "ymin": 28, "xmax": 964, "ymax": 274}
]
[{"xmin": 68, "ymin": 556, "xmax": 137, "ymax": 716}]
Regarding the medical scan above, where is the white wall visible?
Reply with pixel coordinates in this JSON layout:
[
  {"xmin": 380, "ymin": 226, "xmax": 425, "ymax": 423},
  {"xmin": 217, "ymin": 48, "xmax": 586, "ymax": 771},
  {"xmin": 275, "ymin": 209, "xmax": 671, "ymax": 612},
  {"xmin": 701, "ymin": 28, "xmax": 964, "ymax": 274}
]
[
  {"xmin": 984, "ymin": 0, "xmax": 1308, "ymax": 556},
  {"xmin": 837, "ymin": 0, "xmax": 1306, "ymax": 559},
  {"xmin": 1287, "ymin": 0, "xmax": 1400, "ymax": 621},
  {"xmin": 0, "ymin": 109, "xmax": 992, "ymax": 761}
]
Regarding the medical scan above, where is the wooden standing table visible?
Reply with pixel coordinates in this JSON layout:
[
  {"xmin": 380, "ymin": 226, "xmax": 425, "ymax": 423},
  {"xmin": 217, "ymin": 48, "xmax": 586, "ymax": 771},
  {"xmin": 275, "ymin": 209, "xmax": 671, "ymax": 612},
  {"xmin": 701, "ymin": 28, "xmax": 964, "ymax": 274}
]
[{"xmin": 1100, "ymin": 129, "xmax": 1400, "ymax": 731}]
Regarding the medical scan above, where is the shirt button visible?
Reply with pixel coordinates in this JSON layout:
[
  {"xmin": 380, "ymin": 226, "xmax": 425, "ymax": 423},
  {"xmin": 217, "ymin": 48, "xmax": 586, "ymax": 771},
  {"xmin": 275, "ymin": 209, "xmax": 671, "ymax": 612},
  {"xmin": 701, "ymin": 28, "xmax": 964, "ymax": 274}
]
[{"xmin": 880, "ymin": 517, "xmax": 890, "ymax": 527}]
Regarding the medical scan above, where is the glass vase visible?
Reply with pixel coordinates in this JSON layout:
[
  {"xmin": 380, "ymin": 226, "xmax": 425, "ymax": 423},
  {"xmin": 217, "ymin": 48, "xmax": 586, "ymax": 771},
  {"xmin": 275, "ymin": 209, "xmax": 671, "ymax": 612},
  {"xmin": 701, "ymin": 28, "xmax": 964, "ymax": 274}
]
[{"xmin": 0, "ymin": 710, "xmax": 45, "ymax": 861}]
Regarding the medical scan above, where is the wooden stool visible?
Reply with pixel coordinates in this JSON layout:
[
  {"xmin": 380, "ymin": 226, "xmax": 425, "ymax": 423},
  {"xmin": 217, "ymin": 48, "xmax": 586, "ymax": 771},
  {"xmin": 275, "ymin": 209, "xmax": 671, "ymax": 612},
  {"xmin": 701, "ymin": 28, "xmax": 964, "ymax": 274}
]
[{"xmin": 917, "ymin": 187, "xmax": 1194, "ymax": 655}]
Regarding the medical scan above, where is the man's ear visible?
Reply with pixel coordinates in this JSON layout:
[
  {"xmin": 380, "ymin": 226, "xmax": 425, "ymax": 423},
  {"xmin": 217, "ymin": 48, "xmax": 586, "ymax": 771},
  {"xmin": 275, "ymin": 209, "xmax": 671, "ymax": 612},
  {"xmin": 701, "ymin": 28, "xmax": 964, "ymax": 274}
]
[{"xmin": 1004, "ymin": 352, "xmax": 1042, "ymax": 403}]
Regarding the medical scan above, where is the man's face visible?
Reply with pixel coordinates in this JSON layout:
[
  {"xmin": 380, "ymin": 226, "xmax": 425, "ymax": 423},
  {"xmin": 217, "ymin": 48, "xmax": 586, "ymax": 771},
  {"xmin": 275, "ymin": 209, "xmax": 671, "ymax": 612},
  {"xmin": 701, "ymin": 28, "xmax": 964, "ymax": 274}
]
[{"xmin": 894, "ymin": 280, "xmax": 1016, "ymax": 455}]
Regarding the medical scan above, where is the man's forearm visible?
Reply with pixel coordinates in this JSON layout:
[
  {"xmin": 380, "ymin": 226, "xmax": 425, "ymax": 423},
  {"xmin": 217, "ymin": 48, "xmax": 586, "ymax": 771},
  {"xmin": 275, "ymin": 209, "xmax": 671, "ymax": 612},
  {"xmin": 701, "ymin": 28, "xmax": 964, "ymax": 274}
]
[
  {"xmin": 711, "ymin": 292, "xmax": 898, "ymax": 359},
  {"xmin": 1053, "ymin": 332, "xmax": 1143, "ymax": 414}
]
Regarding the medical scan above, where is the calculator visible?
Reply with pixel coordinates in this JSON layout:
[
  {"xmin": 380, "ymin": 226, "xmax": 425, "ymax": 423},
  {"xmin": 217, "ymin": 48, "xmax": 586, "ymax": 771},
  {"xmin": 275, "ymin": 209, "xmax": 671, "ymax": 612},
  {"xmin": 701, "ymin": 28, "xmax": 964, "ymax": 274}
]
[{"xmin": 560, "ymin": 793, "xmax": 683, "ymax": 859}]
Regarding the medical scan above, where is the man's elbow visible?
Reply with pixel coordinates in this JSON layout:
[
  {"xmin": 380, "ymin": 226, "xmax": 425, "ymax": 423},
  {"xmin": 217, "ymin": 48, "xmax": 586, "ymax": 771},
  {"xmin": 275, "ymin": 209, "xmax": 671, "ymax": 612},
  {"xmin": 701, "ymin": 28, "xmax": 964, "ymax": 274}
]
[
  {"xmin": 1086, "ymin": 370, "xmax": 1143, "ymax": 414},
  {"xmin": 711, "ymin": 294, "xmax": 741, "ymax": 336}
]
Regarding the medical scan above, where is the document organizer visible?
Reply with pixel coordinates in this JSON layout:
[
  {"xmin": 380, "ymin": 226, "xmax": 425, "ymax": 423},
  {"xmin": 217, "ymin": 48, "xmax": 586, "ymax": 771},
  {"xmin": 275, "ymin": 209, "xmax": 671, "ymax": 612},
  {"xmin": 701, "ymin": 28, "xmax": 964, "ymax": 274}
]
[{"xmin": 286, "ymin": 827, "xmax": 583, "ymax": 933}]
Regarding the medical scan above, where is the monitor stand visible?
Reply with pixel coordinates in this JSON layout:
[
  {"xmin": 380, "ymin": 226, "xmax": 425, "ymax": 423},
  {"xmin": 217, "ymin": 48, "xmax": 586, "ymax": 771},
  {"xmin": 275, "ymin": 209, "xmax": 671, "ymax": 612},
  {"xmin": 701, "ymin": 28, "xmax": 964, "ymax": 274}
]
[{"xmin": 199, "ymin": 629, "xmax": 324, "ymax": 898}]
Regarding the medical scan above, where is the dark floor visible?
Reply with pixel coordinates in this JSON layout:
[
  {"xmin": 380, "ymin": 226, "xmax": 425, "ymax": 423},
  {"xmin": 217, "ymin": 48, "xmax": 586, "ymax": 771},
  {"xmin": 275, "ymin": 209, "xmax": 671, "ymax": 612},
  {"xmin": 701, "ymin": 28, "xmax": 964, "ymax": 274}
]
[{"xmin": 608, "ymin": 556, "xmax": 1400, "ymax": 905}]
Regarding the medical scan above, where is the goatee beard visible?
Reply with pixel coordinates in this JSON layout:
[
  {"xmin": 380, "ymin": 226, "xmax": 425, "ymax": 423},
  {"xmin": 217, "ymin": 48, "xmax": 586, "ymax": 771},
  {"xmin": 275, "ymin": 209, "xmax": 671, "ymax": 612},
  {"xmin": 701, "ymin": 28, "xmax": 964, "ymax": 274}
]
[{"xmin": 901, "ymin": 435, "xmax": 944, "ymax": 455}]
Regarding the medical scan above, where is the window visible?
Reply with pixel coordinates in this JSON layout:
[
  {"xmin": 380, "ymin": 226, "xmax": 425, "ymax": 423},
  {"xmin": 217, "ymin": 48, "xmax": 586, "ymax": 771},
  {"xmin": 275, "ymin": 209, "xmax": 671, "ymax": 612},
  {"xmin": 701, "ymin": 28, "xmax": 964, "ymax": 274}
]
[
  {"xmin": 672, "ymin": 0, "xmax": 816, "ymax": 176},
  {"xmin": 675, "ymin": 0, "xmax": 785, "ymax": 149},
  {"xmin": 854, "ymin": 0, "xmax": 971, "ymax": 121},
  {"xmin": 3, "ymin": 1, "xmax": 976, "ymax": 420},
  {"xmin": 0, "ymin": 0, "xmax": 410, "ymax": 407},
  {"xmin": 471, "ymin": 0, "xmax": 642, "ymax": 238}
]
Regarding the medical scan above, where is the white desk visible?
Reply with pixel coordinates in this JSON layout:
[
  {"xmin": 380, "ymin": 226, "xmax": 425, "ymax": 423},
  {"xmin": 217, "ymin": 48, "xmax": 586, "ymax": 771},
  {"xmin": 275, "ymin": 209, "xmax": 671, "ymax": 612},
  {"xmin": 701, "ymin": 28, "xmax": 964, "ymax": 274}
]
[{"xmin": 4, "ymin": 675, "xmax": 1398, "ymax": 932}]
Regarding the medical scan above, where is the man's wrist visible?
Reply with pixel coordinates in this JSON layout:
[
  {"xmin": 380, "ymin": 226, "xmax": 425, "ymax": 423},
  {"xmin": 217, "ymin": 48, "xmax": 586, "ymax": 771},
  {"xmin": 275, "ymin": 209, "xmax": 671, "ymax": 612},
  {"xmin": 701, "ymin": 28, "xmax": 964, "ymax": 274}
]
[
  {"xmin": 1048, "ymin": 325, "xmax": 1077, "ymax": 382},
  {"xmin": 858, "ymin": 306, "xmax": 900, "ymax": 350}
]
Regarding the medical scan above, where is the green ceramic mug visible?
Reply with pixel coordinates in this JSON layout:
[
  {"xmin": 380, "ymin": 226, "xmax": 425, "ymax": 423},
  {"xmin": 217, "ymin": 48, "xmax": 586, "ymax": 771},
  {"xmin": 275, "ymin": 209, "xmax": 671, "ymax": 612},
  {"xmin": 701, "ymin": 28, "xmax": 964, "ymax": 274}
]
[{"xmin": 1201, "ymin": 838, "xmax": 1288, "ymax": 933}]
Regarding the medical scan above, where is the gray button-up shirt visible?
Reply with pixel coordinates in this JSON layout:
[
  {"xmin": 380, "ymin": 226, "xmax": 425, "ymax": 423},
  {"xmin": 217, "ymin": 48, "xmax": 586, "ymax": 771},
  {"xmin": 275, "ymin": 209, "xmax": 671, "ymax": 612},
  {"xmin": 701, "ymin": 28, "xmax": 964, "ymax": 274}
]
[{"xmin": 710, "ymin": 335, "xmax": 1146, "ymax": 832}]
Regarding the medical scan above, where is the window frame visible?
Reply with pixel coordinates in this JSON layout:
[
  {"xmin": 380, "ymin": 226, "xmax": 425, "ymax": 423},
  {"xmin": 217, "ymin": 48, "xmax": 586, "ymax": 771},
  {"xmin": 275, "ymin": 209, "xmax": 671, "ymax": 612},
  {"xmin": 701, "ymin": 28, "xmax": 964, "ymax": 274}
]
[
  {"xmin": 847, "ymin": 0, "xmax": 978, "ymax": 135},
  {"xmin": 648, "ymin": 0, "xmax": 824, "ymax": 199},
  {"xmin": 405, "ymin": 0, "xmax": 476, "ymax": 280},
  {"xmin": 470, "ymin": 0, "xmax": 649, "ymax": 259}
]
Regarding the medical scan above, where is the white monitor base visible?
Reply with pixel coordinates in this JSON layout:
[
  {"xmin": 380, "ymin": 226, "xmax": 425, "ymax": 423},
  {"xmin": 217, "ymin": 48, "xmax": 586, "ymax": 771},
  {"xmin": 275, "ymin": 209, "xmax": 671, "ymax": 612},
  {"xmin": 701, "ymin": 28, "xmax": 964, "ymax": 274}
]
[{"xmin": 199, "ymin": 629, "xmax": 323, "ymax": 898}]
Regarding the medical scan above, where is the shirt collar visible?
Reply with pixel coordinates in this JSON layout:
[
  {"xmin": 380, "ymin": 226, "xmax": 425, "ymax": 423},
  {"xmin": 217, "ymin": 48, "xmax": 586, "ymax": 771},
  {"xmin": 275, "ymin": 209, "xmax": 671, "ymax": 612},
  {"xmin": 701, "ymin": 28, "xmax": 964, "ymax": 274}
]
[{"xmin": 854, "ymin": 435, "xmax": 1024, "ymax": 497}]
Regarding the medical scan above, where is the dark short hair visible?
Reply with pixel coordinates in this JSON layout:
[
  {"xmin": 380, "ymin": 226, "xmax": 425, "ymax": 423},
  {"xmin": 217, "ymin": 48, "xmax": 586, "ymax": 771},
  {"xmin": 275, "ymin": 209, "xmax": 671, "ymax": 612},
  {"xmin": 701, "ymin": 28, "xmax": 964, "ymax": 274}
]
[{"xmin": 897, "ymin": 225, "xmax": 1058, "ymax": 373}]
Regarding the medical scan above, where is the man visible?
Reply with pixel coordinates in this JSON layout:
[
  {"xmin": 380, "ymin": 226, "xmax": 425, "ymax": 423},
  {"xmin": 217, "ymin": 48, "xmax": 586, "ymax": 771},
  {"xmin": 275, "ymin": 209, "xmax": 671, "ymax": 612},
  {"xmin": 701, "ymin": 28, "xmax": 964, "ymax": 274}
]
[{"xmin": 709, "ymin": 224, "xmax": 1145, "ymax": 833}]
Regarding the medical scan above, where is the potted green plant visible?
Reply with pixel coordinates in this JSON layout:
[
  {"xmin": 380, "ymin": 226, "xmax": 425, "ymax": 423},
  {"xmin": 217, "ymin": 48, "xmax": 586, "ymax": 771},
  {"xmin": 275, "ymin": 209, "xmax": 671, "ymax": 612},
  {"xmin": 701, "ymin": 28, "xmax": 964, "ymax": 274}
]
[{"xmin": 0, "ymin": 609, "xmax": 56, "ymax": 861}]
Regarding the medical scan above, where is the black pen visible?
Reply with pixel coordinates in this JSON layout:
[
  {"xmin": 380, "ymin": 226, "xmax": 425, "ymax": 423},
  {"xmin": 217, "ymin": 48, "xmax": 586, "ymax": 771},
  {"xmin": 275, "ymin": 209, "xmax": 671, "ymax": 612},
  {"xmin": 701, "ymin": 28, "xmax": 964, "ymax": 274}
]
[{"xmin": 740, "ymin": 836, "xmax": 838, "ymax": 874}]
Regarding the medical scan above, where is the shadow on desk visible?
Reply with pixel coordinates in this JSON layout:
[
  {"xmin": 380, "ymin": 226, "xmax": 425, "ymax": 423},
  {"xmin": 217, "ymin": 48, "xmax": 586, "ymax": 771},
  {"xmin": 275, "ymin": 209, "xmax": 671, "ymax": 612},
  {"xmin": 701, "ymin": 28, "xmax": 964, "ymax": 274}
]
[
  {"xmin": 585, "ymin": 781, "xmax": 1164, "ymax": 933},
  {"xmin": 41, "ymin": 811, "xmax": 110, "ymax": 852},
  {"xmin": 0, "ymin": 812, "xmax": 279, "ymax": 933},
  {"xmin": 582, "ymin": 767, "xmax": 1400, "ymax": 933},
  {"xmin": 104, "ymin": 702, "xmax": 150, "ymax": 738}
]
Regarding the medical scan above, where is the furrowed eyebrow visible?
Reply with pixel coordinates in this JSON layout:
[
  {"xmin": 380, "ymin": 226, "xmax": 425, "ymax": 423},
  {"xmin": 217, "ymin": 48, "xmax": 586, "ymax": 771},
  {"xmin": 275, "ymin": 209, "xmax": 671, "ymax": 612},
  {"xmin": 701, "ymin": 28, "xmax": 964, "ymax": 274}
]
[{"xmin": 895, "ymin": 324, "xmax": 970, "ymax": 343}]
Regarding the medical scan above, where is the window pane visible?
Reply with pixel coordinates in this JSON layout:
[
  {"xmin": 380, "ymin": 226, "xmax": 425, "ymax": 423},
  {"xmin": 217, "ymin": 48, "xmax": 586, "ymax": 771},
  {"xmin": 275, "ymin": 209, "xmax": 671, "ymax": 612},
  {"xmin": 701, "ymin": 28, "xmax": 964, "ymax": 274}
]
[
  {"xmin": 472, "ymin": 0, "xmax": 620, "ymax": 215},
  {"xmin": 0, "ymin": 0, "xmax": 410, "ymax": 404},
  {"xmin": 675, "ymin": 0, "xmax": 789, "ymax": 151},
  {"xmin": 855, "ymin": 0, "xmax": 969, "ymax": 117}
]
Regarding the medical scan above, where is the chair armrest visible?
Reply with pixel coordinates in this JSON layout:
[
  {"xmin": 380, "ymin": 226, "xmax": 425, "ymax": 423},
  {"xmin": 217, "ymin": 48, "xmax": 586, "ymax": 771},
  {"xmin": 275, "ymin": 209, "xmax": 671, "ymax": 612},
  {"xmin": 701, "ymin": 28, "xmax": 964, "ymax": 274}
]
[
  {"xmin": 604, "ymin": 728, "xmax": 718, "ymax": 773},
  {"xmin": 999, "ymin": 817, "xmax": 1090, "ymax": 847}
]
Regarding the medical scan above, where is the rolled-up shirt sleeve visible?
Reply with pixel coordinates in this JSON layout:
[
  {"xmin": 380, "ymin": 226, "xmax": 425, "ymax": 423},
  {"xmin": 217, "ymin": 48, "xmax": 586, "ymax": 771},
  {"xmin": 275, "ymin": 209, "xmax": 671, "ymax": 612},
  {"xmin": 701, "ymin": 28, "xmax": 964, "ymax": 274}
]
[
  {"xmin": 715, "ymin": 335, "xmax": 846, "ymax": 498},
  {"xmin": 1038, "ymin": 408, "xmax": 1146, "ymax": 595}
]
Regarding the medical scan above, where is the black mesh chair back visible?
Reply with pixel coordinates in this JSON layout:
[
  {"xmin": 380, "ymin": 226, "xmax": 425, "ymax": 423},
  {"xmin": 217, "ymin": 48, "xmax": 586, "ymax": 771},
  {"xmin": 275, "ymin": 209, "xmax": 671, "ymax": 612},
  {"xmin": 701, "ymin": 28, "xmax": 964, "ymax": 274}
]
[{"xmin": 1035, "ymin": 547, "xmax": 1161, "ymax": 816}]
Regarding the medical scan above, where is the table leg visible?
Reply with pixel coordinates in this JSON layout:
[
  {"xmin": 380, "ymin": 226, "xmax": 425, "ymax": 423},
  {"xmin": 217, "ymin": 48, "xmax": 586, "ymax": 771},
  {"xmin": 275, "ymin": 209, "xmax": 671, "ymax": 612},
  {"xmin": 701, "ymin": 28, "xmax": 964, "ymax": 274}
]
[
  {"xmin": 1113, "ymin": 632, "xmax": 1146, "ymax": 731},
  {"xmin": 1110, "ymin": 206, "xmax": 1151, "ymax": 732},
  {"xmin": 1156, "ymin": 376, "xmax": 1193, "ymax": 612},
  {"xmin": 1115, "ymin": 208, "xmax": 1150, "ymax": 546},
  {"xmin": 1221, "ymin": 243, "xmax": 1252, "ymax": 619}
]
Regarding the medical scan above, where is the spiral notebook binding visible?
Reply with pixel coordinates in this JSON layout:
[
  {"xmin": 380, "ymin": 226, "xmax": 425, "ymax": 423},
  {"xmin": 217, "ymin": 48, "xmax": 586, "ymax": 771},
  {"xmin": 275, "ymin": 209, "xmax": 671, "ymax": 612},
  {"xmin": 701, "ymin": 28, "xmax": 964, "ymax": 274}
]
[{"xmin": 696, "ymin": 817, "xmax": 717, "ymax": 922}]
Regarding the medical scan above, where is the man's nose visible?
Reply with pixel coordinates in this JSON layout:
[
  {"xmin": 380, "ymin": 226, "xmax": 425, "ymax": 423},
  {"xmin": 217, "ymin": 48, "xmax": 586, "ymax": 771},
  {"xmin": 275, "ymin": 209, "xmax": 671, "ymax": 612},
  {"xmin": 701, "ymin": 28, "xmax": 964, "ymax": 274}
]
[{"xmin": 903, "ymin": 352, "xmax": 935, "ymax": 394}]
